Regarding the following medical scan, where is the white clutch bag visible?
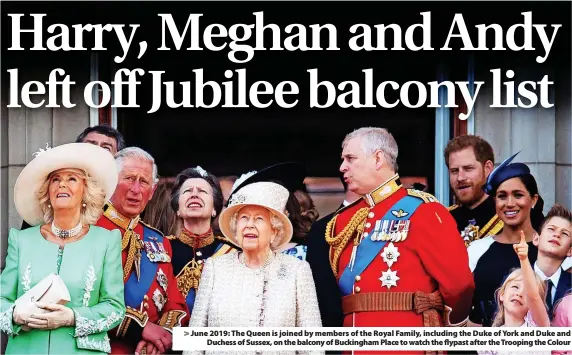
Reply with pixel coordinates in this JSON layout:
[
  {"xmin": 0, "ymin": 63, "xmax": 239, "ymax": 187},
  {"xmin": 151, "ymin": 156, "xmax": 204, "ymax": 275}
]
[{"xmin": 15, "ymin": 273, "xmax": 71, "ymax": 314}]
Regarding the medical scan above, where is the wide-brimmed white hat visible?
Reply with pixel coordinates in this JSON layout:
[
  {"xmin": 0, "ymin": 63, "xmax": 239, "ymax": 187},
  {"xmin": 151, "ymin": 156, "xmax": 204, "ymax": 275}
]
[
  {"xmin": 14, "ymin": 143, "xmax": 118, "ymax": 226},
  {"xmin": 219, "ymin": 181, "xmax": 293, "ymax": 249}
]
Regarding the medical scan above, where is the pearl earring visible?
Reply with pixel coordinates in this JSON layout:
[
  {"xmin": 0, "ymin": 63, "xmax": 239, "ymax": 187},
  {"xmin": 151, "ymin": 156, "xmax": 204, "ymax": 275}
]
[
  {"xmin": 212, "ymin": 211, "xmax": 216, "ymax": 217},
  {"xmin": 48, "ymin": 204, "xmax": 51, "ymax": 209},
  {"xmin": 82, "ymin": 203, "xmax": 86, "ymax": 208}
]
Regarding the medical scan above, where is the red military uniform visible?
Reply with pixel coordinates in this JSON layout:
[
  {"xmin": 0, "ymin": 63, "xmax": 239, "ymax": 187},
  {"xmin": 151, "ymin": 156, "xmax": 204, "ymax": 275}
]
[
  {"xmin": 96, "ymin": 202, "xmax": 189, "ymax": 354},
  {"xmin": 327, "ymin": 175, "xmax": 474, "ymax": 355}
]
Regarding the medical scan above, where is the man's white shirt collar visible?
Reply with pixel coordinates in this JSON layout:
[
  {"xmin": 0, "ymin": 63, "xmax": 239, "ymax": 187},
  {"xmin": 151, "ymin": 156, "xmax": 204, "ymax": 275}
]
[{"xmin": 534, "ymin": 262, "xmax": 561, "ymax": 302}]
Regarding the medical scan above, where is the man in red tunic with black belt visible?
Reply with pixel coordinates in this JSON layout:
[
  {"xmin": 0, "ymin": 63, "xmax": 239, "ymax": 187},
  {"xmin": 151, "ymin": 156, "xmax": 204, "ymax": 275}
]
[
  {"xmin": 96, "ymin": 147, "xmax": 189, "ymax": 355},
  {"xmin": 325, "ymin": 127, "xmax": 474, "ymax": 355}
]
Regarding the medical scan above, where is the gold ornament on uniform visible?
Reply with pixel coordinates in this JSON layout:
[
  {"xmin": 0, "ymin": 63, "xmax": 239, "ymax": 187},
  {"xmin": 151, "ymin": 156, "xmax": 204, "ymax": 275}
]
[
  {"xmin": 325, "ymin": 207, "xmax": 369, "ymax": 277},
  {"xmin": 123, "ymin": 216, "xmax": 144, "ymax": 282},
  {"xmin": 176, "ymin": 259, "xmax": 203, "ymax": 298},
  {"xmin": 177, "ymin": 229, "xmax": 215, "ymax": 249},
  {"xmin": 103, "ymin": 202, "xmax": 145, "ymax": 282}
]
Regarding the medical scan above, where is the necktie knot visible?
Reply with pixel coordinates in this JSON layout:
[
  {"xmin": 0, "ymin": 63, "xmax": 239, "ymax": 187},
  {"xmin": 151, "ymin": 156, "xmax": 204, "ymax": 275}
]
[{"xmin": 545, "ymin": 279, "xmax": 554, "ymax": 311}]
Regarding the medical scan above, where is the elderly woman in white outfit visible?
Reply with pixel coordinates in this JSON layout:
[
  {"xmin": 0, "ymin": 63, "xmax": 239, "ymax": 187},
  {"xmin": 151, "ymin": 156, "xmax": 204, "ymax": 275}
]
[{"xmin": 185, "ymin": 182, "xmax": 323, "ymax": 355}]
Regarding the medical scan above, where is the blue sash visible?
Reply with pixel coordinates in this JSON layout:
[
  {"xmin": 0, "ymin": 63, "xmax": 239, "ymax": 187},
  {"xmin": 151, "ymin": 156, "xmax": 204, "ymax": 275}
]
[
  {"xmin": 338, "ymin": 195, "xmax": 423, "ymax": 296},
  {"xmin": 186, "ymin": 289, "xmax": 197, "ymax": 315},
  {"xmin": 124, "ymin": 226, "xmax": 161, "ymax": 308}
]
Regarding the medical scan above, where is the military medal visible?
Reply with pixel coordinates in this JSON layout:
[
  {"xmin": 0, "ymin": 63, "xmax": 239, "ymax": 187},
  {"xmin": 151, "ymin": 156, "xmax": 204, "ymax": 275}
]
[
  {"xmin": 461, "ymin": 219, "xmax": 479, "ymax": 247},
  {"xmin": 379, "ymin": 268, "xmax": 400, "ymax": 289},
  {"xmin": 153, "ymin": 288, "xmax": 166, "ymax": 312},
  {"xmin": 144, "ymin": 238, "xmax": 171, "ymax": 263},
  {"xmin": 380, "ymin": 220, "xmax": 390, "ymax": 241},
  {"xmin": 381, "ymin": 242, "xmax": 400, "ymax": 267},
  {"xmin": 157, "ymin": 268, "xmax": 168, "ymax": 292},
  {"xmin": 392, "ymin": 220, "xmax": 411, "ymax": 242}
]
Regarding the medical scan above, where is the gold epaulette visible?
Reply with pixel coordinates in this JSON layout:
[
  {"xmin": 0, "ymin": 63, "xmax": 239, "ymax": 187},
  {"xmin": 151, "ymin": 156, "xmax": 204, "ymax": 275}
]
[
  {"xmin": 407, "ymin": 189, "xmax": 439, "ymax": 203},
  {"xmin": 165, "ymin": 234, "xmax": 177, "ymax": 240},
  {"xmin": 140, "ymin": 220, "xmax": 165, "ymax": 236},
  {"xmin": 448, "ymin": 204, "xmax": 459, "ymax": 212}
]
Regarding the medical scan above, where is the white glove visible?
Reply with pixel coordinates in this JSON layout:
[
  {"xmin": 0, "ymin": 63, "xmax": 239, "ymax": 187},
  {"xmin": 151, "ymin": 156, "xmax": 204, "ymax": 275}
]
[{"xmin": 26, "ymin": 302, "xmax": 75, "ymax": 330}]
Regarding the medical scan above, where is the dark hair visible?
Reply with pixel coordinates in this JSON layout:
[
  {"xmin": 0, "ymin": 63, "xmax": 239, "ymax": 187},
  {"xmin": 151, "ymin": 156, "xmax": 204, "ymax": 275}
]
[
  {"xmin": 143, "ymin": 181, "xmax": 178, "ymax": 236},
  {"xmin": 285, "ymin": 193, "xmax": 306, "ymax": 244},
  {"xmin": 76, "ymin": 125, "xmax": 126, "ymax": 151},
  {"xmin": 493, "ymin": 173, "xmax": 545, "ymax": 232},
  {"xmin": 170, "ymin": 167, "xmax": 224, "ymax": 220},
  {"xmin": 540, "ymin": 203, "xmax": 572, "ymax": 232},
  {"xmin": 294, "ymin": 190, "xmax": 320, "ymax": 243},
  {"xmin": 444, "ymin": 135, "xmax": 495, "ymax": 168},
  {"xmin": 491, "ymin": 172, "xmax": 539, "ymax": 197}
]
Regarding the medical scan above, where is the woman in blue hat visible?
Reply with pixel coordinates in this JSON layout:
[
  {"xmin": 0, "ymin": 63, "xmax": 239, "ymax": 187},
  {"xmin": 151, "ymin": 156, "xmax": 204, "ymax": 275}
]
[{"xmin": 467, "ymin": 153, "xmax": 545, "ymax": 326}]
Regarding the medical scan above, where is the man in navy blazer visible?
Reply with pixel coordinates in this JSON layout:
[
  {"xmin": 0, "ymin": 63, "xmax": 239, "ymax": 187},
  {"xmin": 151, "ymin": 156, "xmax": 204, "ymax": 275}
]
[{"xmin": 533, "ymin": 204, "xmax": 572, "ymax": 318}]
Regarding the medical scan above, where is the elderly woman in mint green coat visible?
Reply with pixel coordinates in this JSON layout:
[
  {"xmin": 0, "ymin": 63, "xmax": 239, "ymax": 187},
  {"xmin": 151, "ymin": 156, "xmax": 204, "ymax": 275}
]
[{"xmin": 0, "ymin": 143, "xmax": 125, "ymax": 354}]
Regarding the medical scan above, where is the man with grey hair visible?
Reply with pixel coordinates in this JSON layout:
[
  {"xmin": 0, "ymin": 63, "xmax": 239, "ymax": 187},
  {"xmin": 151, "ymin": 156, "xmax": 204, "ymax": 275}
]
[
  {"xmin": 96, "ymin": 147, "xmax": 189, "ymax": 355},
  {"xmin": 317, "ymin": 127, "xmax": 474, "ymax": 341}
]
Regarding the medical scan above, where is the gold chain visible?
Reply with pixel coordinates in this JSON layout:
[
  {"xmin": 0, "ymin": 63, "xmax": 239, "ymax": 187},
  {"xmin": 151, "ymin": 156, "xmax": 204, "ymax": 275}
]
[
  {"xmin": 121, "ymin": 230, "xmax": 130, "ymax": 250},
  {"xmin": 325, "ymin": 208, "xmax": 369, "ymax": 276}
]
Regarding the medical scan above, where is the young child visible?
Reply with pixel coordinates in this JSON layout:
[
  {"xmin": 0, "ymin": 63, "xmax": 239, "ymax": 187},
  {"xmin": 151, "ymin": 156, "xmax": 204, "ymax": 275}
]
[
  {"xmin": 533, "ymin": 204, "xmax": 572, "ymax": 318},
  {"xmin": 478, "ymin": 231, "xmax": 550, "ymax": 355}
]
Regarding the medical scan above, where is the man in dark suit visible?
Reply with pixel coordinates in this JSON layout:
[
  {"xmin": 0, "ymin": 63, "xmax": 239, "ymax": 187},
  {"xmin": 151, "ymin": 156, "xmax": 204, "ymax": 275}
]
[
  {"xmin": 533, "ymin": 204, "xmax": 572, "ymax": 318},
  {"xmin": 305, "ymin": 175, "xmax": 361, "ymax": 328},
  {"xmin": 20, "ymin": 125, "xmax": 125, "ymax": 230}
]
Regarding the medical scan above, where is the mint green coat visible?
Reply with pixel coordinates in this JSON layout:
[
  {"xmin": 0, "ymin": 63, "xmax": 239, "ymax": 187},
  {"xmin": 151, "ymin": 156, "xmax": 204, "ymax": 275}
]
[{"xmin": 0, "ymin": 226, "xmax": 125, "ymax": 354}]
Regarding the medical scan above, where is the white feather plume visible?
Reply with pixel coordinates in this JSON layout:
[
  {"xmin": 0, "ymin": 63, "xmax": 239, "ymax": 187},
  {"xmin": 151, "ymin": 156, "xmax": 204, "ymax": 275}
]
[
  {"xmin": 231, "ymin": 170, "xmax": 257, "ymax": 193},
  {"xmin": 32, "ymin": 143, "xmax": 52, "ymax": 158}
]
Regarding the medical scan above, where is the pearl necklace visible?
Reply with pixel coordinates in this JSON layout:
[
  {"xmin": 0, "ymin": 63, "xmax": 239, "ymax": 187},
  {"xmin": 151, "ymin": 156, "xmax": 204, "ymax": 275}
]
[
  {"xmin": 51, "ymin": 221, "xmax": 83, "ymax": 239},
  {"xmin": 241, "ymin": 250, "xmax": 275, "ymax": 270}
]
